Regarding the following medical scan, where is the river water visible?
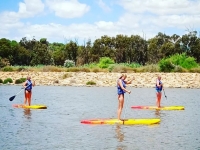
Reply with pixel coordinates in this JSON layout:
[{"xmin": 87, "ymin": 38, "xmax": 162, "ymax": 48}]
[{"xmin": 0, "ymin": 85, "xmax": 200, "ymax": 150}]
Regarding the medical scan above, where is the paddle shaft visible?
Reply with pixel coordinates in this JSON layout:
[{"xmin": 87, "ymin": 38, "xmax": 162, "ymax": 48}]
[{"xmin": 163, "ymin": 89, "xmax": 167, "ymax": 99}]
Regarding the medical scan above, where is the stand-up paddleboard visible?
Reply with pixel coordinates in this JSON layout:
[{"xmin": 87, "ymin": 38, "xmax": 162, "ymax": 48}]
[
  {"xmin": 81, "ymin": 118, "xmax": 160, "ymax": 125},
  {"xmin": 13, "ymin": 104, "xmax": 47, "ymax": 109},
  {"xmin": 131, "ymin": 106, "xmax": 184, "ymax": 110}
]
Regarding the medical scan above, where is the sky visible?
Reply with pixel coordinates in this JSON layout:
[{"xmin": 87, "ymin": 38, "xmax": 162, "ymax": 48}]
[{"xmin": 0, "ymin": 0, "xmax": 200, "ymax": 44}]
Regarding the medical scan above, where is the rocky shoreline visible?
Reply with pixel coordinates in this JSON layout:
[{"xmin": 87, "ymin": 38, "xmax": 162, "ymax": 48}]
[{"xmin": 0, "ymin": 72, "xmax": 200, "ymax": 88}]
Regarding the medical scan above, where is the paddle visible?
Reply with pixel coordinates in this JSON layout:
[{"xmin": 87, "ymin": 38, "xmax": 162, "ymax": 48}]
[
  {"xmin": 9, "ymin": 84, "xmax": 32, "ymax": 101},
  {"xmin": 9, "ymin": 88, "xmax": 24, "ymax": 101},
  {"xmin": 163, "ymin": 89, "xmax": 167, "ymax": 100}
]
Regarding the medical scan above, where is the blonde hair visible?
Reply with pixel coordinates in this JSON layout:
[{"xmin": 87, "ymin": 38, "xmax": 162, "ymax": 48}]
[{"xmin": 119, "ymin": 74, "xmax": 127, "ymax": 79}]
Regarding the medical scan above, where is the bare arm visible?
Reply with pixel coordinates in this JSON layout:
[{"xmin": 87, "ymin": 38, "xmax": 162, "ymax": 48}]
[
  {"xmin": 32, "ymin": 80, "xmax": 35, "ymax": 86},
  {"xmin": 125, "ymin": 77, "xmax": 135, "ymax": 84}
]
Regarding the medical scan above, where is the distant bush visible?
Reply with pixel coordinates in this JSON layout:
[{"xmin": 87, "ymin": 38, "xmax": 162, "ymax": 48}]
[
  {"xmin": 15, "ymin": 78, "xmax": 26, "ymax": 84},
  {"xmin": 42, "ymin": 65, "xmax": 63, "ymax": 72},
  {"xmin": 3, "ymin": 78, "xmax": 13, "ymax": 84},
  {"xmin": 83, "ymin": 63, "xmax": 97, "ymax": 68},
  {"xmin": 0, "ymin": 79, "xmax": 3, "ymax": 83},
  {"xmin": 64, "ymin": 59, "xmax": 75, "ymax": 68},
  {"xmin": 135, "ymin": 64, "xmax": 159, "ymax": 72},
  {"xmin": 67, "ymin": 67, "xmax": 80, "ymax": 72},
  {"xmin": 159, "ymin": 53, "xmax": 198, "ymax": 72},
  {"xmin": 86, "ymin": 81, "xmax": 96, "ymax": 85},
  {"xmin": 2, "ymin": 66, "xmax": 14, "ymax": 72},
  {"xmin": 0, "ymin": 58, "xmax": 10, "ymax": 68},
  {"xmin": 98, "ymin": 57, "xmax": 114, "ymax": 68},
  {"xmin": 79, "ymin": 67, "xmax": 90, "ymax": 72},
  {"xmin": 189, "ymin": 67, "xmax": 200, "ymax": 73},
  {"xmin": 120, "ymin": 62, "xmax": 141, "ymax": 68}
]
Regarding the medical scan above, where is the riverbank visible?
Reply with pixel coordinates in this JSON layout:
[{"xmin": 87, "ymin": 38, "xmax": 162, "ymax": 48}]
[{"xmin": 0, "ymin": 72, "xmax": 200, "ymax": 88}]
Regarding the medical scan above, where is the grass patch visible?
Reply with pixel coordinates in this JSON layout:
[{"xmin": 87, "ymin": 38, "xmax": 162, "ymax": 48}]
[{"xmin": 86, "ymin": 81, "xmax": 96, "ymax": 85}]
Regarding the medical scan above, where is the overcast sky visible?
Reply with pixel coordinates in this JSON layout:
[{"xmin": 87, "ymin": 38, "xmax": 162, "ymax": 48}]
[{"xmin": 0, "ymin": 0, "xmax": 200, "ymax": 44}]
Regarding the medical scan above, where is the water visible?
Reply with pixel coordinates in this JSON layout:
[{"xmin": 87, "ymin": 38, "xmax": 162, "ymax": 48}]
[{"xmin": 0, "ymin": 85, "xmax": 200, "ymax": 150}]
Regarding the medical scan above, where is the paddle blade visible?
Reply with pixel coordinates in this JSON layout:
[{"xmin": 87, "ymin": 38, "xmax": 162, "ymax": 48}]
[{"xmin": 9, "ymin": 95, "xmax": 16, "ymax": 101}]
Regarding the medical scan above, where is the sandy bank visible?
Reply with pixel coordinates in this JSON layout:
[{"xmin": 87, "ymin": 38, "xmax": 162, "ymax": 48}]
[{"xmin": 0, "ymin": 72, "xmax": 200, "ymax": 88}]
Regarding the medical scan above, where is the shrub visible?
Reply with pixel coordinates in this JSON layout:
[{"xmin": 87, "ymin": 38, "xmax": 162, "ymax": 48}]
[
  {"xmin": 135, "ymin": 64, "xmax": 159, "ymax": 72},
  {"xmin": 159, "ymin": 53, "xmax": 198, "ymax": 72},
  {"xmin": 67, "ymin": 67, "xmax": 80, "ymax": 72},
  {"xmin": 86, "ymin": 81, "xmax": 96, "ymax": 85},
  {"xmin": 2, "ymin": 66, "xmax": 14, "ymax": 72},
  {"xmin": 0, "ymin": 79, "xmax": 3, "ymax": 83},
  {"xmin": 42, "ymin": 65, "xmax": 63, "ymax": 72},
  {"xmin": 97, "ymin": 57, "xmax": 114, "ymax": 68},
  {"xmin": 3, "ymin": 78, "xmax": 13, "ymax": 84},
  {"xmin": 64, "ymin": 59, "xmax": 75, "ymax": 68},
  {"xmin": 120, "ymin": 62, "xmax": 141, "ymax": 68},
  {"xmin": 15, "ymin": 78, "xmax": 26, "ymax": 84},
  {"xmin": 0, "ymin": 58, "xmax": 10, "ymax": 68},
  {"xmin": 79, "ymin": 67, "xmax": 90, "ymax": 72}
]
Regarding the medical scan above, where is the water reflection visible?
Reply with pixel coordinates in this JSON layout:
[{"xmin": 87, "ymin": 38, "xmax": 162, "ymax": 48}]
[
  {"xmin": 115, "ymin": 125, "xmax": 127, "ymax": 150},
  {"xmin": 115, "ymin": 125, "xmax": 124, "ymax": 142},
  {"xmin": 155, "ymin": 110, "xmax": 161, "ymax": 117},
  {"xmin": 23, "ymin": 109, "xmax": 31, "ymax": 119}
]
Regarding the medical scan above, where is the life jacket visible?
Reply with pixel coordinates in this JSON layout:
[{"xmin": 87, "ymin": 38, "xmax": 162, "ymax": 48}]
[
  {"xmin": 155, "ymin": 79, "xmax": 162, "ymax": 91},
  {"xmin": 25, "ymin": 80, "xmax": 32, "ymax": 91},
  {"xmin": 117, "ymin": 79, "xmax": 126, "ymax": 95}
]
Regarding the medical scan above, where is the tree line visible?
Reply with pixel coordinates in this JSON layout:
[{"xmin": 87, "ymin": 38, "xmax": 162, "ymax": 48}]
[{"xmin": 0, "ymin": 31, "xmax": 200, "ymax": 68}]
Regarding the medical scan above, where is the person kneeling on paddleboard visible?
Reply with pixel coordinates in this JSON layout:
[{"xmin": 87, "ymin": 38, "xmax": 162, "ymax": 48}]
[
  {"xmin": 155, "ymin": 75, "xmax": 163, "ymax": 108},
  {"xmin": 23, "ymin": 76, "xmax": 35, "ymax": 106},
  {"xmin": 117, "ymin": 74, "xmax": 134, "ymax": 120}
]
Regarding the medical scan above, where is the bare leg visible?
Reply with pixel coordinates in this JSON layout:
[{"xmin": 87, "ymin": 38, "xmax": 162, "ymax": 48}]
[
  {"xmin": 156, "ymin": 92, "xmax": 162, "ymax": 107},
  {"xmin": 24, "ymin": 91, "xmax": 27, "ymax": 105},
  {"xmin": 27, "ymin": 92, "xmax": 32, "ymax": 106},
  {"xmin": 117, "ymin": 94, "xmax": 124, "ymax": 120}
]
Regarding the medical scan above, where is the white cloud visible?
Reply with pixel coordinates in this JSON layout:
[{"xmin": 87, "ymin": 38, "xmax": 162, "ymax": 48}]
[
  {"xmin": 45, "ymin": 0, "xmax": 90, "ymax": 18},
  {"xmin": 18, "ymin": 0, "xmax": 44, "ymax": 18},
  {"xmin": 118, "ymin": 0, "xmax": 200, "ymax": 15},
  {"xmin": 97, "ymin": 0, "xmax": 112, "ymax": 12}
]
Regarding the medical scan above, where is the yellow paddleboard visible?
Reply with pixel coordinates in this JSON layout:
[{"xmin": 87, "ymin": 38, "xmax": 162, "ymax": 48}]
[
  {"xmin": 81, "ymin": 118, "xmax": 160, "ymax": 125},
  {"xmin": 13, "ymin": 104, "xmax": 47, "ymax": 109}
]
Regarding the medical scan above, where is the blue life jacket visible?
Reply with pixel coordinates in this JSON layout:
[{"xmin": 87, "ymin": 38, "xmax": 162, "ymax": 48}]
[
  {"xmin": 156, "ymin": 80, "xmax": 162, "ymax": 91},
  {"xmin": 117, "ymin": 79, "xmax": 126, "ymax": 95},
  {"xmin": 25, "ymin": 80, "xmax": 32, "ymax": 91}
]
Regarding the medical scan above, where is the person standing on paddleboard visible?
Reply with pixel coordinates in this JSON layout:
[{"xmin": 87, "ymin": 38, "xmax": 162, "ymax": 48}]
[
  {"xmin": 156, "ymin": 75, "xmax": 163, "ymax": 108},
  {"xmin": 23, "ymin": 76, "xmax": 35, "ymax": 106},
  {"xmin": 117, "ymin": 74, "xmax": 134, "ymax": 120}
]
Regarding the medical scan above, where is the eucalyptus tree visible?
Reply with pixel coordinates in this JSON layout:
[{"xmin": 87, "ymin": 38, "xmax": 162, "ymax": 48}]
[
  {"xmin": 127, "ymin": 35, "xmax": 148, "ymax": 65},
  {"xmin": 147, "ymin": 32, "xmax": 170, "ymax": 63},
  {"xmin": 65, "ymin": 40, "xmax": 78, "ymax": 65}
]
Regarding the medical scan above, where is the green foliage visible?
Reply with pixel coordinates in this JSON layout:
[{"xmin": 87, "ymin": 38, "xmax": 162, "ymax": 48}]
[
  {"xmin": 15, "ymin": 78, "xmax": 26, "ymax": 84},
  {"xmin": 159, "ymin": 53, "xmax": 198, "ymax": 72},
  {"xmin": 3, "ymin": 78, "xmax": 13, "ymax": 84},
  {"xmin": 86, "ymin": 81, "xmax": 96, "ymax": 85},
  {"xmin": 64, "ymin": 59, "xmax": 75, "ymax": 68},
  {"xmin": 2, "ymin": 66, "xmax": 14, "ymax": 72},
  {"xmin": 0, "ymin": 79, "xmax": 3, "ymax": 83},
  {"xmin": 83, "ymin": 63, "xmax": 97, "ymax": 68},
  {"xmin": 119, "ymin": 63, "xmax": 141, "ymax": 68},
  {"xmin": 135, "ymin": 64, "xmax": 159, "ymax": 72},
  {"xmin": 97, "ymin": 57, "xmax": 114, "ymax": 68},
  {"xmin": 0, "ymin": 58, "xmax": 10, "ymax": 68}
]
